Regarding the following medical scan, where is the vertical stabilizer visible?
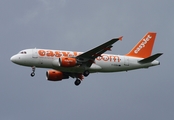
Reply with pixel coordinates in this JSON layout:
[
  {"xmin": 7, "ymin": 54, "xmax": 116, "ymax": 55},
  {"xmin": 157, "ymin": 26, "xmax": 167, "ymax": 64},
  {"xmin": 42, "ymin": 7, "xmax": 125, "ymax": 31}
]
[{"xmin": 126, "ymin": 32, "xmax": 156, "ymax": 58}]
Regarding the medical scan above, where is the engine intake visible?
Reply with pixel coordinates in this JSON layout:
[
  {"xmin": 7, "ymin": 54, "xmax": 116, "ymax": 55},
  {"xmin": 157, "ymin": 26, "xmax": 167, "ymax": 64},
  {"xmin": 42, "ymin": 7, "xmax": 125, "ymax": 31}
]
[{"xmin": 59, "ymin": 57, "xmax": 77, "ymax": 67}]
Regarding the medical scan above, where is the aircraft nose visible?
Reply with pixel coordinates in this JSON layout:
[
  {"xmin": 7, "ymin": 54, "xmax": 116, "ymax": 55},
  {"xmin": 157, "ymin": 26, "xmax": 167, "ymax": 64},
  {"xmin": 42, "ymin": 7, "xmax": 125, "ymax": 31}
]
[
  {"xmin": 10, "ymin": 55, "xmax": 19, "ymax": 63},
  {"xmin": 10, "ymin": 55, "xmax": 15, "ymax": 63}
]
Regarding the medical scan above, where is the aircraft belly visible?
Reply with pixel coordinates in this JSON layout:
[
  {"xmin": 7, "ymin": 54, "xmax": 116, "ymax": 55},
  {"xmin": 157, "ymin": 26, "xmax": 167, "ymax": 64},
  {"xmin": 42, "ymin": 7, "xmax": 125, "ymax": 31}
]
[{"xmin": 52, "ymin": 66, "xmax": 85, "ymax": 73}]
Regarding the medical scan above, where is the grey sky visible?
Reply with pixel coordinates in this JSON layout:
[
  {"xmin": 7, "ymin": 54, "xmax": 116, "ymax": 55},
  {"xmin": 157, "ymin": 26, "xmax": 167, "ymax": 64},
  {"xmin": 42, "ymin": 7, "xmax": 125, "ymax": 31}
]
[{"xmin": 0, "ymin": 0, "xmax": 174, "ymax": 120}]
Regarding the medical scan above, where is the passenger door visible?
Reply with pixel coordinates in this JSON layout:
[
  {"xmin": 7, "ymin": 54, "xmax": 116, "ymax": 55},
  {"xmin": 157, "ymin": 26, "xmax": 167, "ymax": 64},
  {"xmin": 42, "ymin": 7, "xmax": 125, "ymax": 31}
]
[{"xmin": 32, "ymin": 48, "xmax": 38, "ymax": 58}]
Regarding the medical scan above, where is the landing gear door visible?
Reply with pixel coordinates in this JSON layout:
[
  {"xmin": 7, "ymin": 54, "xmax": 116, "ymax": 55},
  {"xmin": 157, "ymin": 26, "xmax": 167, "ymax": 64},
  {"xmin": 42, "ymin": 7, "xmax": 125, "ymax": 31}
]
[{"xmin": 32, "ymin": 48, "xmax": 38, "ymax": 58}]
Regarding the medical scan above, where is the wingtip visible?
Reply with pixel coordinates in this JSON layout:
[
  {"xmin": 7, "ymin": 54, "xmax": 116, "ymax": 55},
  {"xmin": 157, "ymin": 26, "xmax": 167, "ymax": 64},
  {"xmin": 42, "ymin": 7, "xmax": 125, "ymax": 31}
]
[
  {"xmin": 157, "ymin": 53, "xmax": 163, "ymax": 56},
  {"xmin": 119, "ymin": 36, "xmax": 123, "ymax": 41}
]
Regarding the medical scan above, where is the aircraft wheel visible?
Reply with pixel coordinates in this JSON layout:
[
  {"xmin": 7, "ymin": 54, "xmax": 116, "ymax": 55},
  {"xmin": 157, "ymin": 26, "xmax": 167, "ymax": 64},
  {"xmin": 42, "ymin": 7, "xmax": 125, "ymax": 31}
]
[
  {"xmin": 31, "ymin": 72, "xmax": 35, "ymax": 77},
  {"xmin": 31, "ymin": 66, "xmax": 36, "ymax": 77},
  {"xmin": 74, "ymin": 79, "xmax": 81, "ymax": 86},
  {"xmin": 83, "ymin": 70, "xmax": 90, "ymax": 77}
]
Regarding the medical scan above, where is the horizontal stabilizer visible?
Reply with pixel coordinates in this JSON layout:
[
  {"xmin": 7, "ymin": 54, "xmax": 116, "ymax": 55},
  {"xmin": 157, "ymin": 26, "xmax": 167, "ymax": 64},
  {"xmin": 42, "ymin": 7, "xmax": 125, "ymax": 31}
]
[{"xmin": 138, "ymin": 53, "xmax": 163, "ymax": 64}]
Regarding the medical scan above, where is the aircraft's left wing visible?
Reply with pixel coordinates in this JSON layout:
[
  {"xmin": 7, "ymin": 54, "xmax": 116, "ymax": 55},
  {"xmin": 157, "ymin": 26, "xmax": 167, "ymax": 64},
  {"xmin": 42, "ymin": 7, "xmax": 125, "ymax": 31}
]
[{"xmin": 76, "ymin": 36, "xmax": 122, "ymax": 67}]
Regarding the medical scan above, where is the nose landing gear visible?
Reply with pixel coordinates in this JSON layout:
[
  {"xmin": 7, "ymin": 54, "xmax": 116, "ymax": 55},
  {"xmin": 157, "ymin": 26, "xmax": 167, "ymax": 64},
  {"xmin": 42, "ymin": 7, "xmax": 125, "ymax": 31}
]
[{"xmin": 31, "ymin": 66, "xmax": 35, "ymax": 77}]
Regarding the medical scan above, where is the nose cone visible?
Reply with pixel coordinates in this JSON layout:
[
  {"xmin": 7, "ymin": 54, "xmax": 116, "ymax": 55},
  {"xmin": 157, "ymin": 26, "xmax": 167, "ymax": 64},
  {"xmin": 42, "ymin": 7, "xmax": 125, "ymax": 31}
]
[
  {"xmin": 10, "ymin": 55, "xmax": 18, "ymax": 63},
  {"xmin": 10, "ymin": 55, "xmax": 22, "ymax": 65}
]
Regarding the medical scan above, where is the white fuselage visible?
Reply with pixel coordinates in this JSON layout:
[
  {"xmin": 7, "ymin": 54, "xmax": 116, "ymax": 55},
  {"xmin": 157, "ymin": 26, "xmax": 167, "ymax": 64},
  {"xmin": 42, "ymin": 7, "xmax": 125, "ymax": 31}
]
[{"xmin": 10, "ymin": 48, "xmax": 160, "ymax": 73}]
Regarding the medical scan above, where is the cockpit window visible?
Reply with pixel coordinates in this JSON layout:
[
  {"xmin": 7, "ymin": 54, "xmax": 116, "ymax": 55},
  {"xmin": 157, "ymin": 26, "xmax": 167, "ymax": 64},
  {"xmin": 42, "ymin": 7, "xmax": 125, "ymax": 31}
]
[{"xmin": 20, "ymin": 51, "xmax": 27, "ymax": 54}]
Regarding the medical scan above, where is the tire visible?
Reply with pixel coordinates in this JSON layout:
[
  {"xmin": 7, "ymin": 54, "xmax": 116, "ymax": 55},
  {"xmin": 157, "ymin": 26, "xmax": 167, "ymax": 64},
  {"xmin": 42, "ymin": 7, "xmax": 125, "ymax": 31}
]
[
  {"xmin": 31, "ymin": 72, "xmax": 35, "ymax": 77},
  {"xmin": 74, "ymin": 79, "xmax": 81, "ymax": 86},
  {"xmin": 83, "ymin": 70, "xmax": 90, "ymax": 77}
]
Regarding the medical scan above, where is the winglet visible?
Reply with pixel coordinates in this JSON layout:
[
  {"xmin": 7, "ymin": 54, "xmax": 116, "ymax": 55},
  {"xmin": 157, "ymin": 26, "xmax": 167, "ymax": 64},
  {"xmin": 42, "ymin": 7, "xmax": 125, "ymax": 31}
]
[{"xmin": 119, "ymin": 36, "xmax": 123, "ymax": 41}]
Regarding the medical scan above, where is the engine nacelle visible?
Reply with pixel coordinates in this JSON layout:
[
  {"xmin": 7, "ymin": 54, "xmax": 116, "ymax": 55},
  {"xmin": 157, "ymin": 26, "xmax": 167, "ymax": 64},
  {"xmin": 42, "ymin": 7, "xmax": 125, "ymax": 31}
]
[
  {"xmin": 46, "ymin": 70, "xmax": 69, "ymax": 81},
  {"xmin": 59, "ymin": 57, "xmax": 77, "ymax": 67}
]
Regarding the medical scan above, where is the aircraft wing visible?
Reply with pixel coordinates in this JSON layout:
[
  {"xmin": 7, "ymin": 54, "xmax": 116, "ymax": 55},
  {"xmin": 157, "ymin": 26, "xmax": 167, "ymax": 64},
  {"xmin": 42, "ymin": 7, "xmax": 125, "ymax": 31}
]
[{"xmin": 76, "ymin": 36, "xmax": 122, "ymax": 67}]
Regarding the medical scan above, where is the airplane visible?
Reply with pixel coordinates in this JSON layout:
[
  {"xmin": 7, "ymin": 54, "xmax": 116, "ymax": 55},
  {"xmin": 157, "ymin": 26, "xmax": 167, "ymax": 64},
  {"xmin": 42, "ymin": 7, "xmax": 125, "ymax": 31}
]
[{"xmin": 10, "ymin": 32, "xmax": 162, "ymax": 86}]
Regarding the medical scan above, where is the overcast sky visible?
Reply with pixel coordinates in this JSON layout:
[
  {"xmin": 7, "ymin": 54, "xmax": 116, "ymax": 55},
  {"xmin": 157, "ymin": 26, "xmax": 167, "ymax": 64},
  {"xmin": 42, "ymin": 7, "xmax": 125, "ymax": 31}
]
[{"xmin": 0, "ymin": 0, "xmax": 174, "ymax": 120}]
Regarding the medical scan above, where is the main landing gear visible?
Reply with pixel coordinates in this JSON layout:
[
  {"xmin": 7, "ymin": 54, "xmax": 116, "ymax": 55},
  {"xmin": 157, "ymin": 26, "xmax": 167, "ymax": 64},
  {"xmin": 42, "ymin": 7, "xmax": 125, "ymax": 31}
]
[
  {"xmin": 74, "ymin": 70, "xmax": 90, "ymax": 86},
  {"xmin": 83, "ymin": 70, "xmax": 90, "ymax": 77},
  {"xmin": 31, "ymin": 66, "xmax": 35, "ymax": 77},
  {"xmin": 74, "ymin": 78, "xmax": 81, "ymax": 86}
]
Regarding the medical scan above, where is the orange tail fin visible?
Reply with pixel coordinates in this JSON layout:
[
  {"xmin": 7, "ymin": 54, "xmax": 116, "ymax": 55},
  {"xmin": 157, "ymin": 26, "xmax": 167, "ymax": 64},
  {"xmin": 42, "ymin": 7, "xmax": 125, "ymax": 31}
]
[{"xmin": 126, "ymin": 32, "xmax": 156, "ymax": 58}]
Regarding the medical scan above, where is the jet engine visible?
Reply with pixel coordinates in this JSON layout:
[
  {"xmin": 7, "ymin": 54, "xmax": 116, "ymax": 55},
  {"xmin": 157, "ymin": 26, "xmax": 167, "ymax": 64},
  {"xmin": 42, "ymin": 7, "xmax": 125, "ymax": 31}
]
[
  {"xmin": 46, "ymin": 70, "xmax": 69, "ymax": 81},
  {"xmin": 59, "ymin": 57, "xmax": 77, "ymax": 67}
]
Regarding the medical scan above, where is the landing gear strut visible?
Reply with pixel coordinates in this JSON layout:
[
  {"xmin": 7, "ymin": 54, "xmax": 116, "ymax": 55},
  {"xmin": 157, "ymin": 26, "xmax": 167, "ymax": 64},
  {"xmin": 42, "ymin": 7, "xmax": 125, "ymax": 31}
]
[
  {"xmin": 31, "ymin": 66, "xmax": 35, "ymax": 77},
  {"xmin": 74, "ymin": 78, "xmax": 81, "ymax": 86}
]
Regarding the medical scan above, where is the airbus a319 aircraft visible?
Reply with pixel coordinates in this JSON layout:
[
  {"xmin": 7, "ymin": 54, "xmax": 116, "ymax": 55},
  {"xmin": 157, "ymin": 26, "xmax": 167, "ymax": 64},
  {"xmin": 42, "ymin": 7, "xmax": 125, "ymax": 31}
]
[{"xmin": 11, "ymin": 32, "xmax": 162, "ymax": 86}]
